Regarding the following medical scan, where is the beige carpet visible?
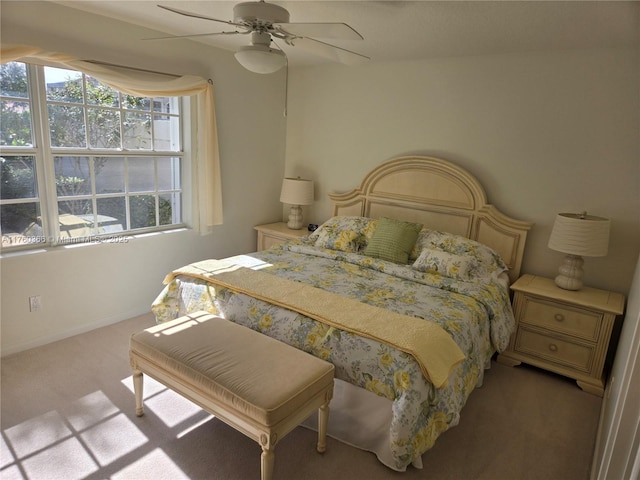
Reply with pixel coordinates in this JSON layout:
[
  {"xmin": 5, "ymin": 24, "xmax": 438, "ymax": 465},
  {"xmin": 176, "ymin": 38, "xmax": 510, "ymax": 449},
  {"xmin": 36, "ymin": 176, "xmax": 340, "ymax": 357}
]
[{"xmin": 1, "ymin": 312, "xmax": 602, "ymax": 480}]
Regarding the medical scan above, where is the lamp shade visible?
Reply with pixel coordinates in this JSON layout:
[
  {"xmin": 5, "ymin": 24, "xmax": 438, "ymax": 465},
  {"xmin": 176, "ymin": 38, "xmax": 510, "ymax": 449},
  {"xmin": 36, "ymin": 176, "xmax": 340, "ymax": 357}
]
[
  {"xmin": 280, "ymin": 178, "xmax": 314, "ymax": 206},
  {"xmin": 548, "ymin": 213, "xmax": 610, "ymax": 257}
]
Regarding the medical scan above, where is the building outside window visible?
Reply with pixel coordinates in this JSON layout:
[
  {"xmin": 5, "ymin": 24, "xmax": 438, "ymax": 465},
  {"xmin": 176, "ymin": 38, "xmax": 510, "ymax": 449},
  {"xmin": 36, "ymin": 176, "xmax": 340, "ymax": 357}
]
[{"xmin": 1, "ymin": 61, "xmax": 185, "ymax": 249}]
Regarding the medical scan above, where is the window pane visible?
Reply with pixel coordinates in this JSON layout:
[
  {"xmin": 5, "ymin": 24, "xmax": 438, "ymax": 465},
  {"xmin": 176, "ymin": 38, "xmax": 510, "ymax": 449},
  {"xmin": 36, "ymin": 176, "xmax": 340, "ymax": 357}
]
[
  {"xmin": 96, "ymin": 197, "xmax": 125, "ymax": 232},
  {"xmin": 130, "ymin": 194, "xmax": 156, "ymax": 229},
  {"xmin": 0, "ymin": 62, "xmax": 33, "ymax": 147},
  {"xmin": 1, "ymin": 202, "xmax": 43, "ymax": 247},
  {"xmin": 58, "ymin": 208, "xmax": 95, "ymax": 239},
  {"xmin": 58, "ymin": 194, "xmax": 91, "ymax": 216},
  {"xmin": 153, "ymin": 98, "xmax": 165, "ymax": 113},
  {"xmin": 86, "ymin": 76, "xmax": 119, "ymax": 107},
  {"xmin": 1, "ymin": 62, "xmax": 28, "ymax": 97},
  {"xmin": 95, "ymin": 157, "xmax": 124, "ymax": 194},
  {"xmin": 128, "ymin": 157, "xmax": 155, "ymax": 192},
  {"xmin": 153, "ymin": 97, "xmax": 178, "ymax": 114},
  {"xmin": 123, "ymin": 95, "xmax": 150, "ymax": 111},
  {"xmin": 45, "ymin": 67, "xmax": 83, "ymax": 103},
  {"xmin": 88, "ymin": 107, "xmax": 121, "ymax": 148},
  {"xmin": 123, "ymin": 112, "xmax": 151, "ymax": 150},
  {"xmin": 1, "ymin": 100, "xmax": 33, "ymax": 146},
  {"xmin": 159, "ymin": 193, "xmax": 181, "ymax": 225},
  {"xmin": 54, "ymin": 156, "xmax": 91, "ymax": 197},
  {"xmin": 153, "ymin": 114, "xmax": 180, "ymax": 151},
  {"xmin": 48, "ymin": 104, "xmax": 87, "ymax": 147},
  {"xmin": 157, "ymin": 157, "xmax": 180, "ymax": 191},
  {"xmin": 1, "ymin": 156, "xmax": 37, "ymax": 199}
]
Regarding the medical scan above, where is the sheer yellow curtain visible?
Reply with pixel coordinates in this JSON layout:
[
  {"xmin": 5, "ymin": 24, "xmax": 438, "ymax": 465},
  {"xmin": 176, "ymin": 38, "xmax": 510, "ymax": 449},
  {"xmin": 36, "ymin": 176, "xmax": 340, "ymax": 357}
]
[{"xmin": 1, "ymin": 45, "xmax": 223, "ymax": 231}]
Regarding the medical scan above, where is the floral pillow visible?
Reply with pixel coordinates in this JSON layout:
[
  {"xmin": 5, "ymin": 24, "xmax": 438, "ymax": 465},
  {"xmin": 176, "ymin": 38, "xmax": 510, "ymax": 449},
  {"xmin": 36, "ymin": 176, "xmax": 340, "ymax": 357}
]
[
  {"xmin": 410, "ymin": 227, "xmax": 431, "ymax": 261},
  {"xmin": 411, "ymin": 229, "xmax": 509, "ymax": 279},
  {"xmin": 412, "ymin": 248, "xmax": 478, "ymax": 280},
  {"xmin": 309, "ymin": 216, "xmax": 376, "ymax": 253}
]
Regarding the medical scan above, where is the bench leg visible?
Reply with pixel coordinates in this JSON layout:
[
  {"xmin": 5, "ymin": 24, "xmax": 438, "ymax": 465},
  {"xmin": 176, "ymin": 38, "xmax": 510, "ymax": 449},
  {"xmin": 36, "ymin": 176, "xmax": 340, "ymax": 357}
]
[
  {"xmin": 260, "ymin": 446, "xmax": 275, "ymax": 480},
  {"xmin": 132, "ymin": 370, "xmax": 144, "ymax": 417},
  {"xmin": 317, "ymin": 402, "xmax": 330, "ymax": 453}
]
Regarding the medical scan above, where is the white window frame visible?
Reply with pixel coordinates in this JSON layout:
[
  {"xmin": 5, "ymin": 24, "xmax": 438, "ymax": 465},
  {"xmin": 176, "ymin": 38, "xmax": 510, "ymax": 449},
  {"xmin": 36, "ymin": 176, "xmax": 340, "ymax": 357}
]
[{"xmin": 1, "ymin": 62, "xmax": 191, "ymax": 251}]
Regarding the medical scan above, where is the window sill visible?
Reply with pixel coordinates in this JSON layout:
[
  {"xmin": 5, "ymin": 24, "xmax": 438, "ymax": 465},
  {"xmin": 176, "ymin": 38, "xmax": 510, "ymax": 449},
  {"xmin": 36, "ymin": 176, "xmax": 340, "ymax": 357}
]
[{"xmin": 1, "ymin": 227, "xmax": 189, "ymax": 259}]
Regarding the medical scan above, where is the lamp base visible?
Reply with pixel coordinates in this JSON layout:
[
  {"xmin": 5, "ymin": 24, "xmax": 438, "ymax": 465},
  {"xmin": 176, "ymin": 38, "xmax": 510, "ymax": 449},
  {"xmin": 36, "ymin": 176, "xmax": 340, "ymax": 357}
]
[
  {"xmin": 286, "ymin": 205, "xmax": 304, "ymax": 230},
  {"xmin": 554, "ymin": 254, "xmax": 584, "ymax": 291}
]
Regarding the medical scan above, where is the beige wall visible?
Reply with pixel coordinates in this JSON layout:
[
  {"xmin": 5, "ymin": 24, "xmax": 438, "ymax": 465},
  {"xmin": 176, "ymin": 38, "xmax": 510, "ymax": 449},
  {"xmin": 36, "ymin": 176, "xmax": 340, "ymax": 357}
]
[
  {"xmin": 0, "ymin": 2, "xmax": 287, "ymax": 354},
  {"xmin": 285, "ymin": 48, "xmax": 640, "ymax": 295}
]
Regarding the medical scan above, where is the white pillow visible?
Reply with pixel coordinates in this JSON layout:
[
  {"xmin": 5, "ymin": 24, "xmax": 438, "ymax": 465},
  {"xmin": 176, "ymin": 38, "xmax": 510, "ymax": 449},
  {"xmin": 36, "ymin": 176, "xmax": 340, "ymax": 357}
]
[
  {"xmin": 411, "ymin": 230, "xmax": 509, "ymax": 279},
  {"xmin": 412, "ymin": 249, "xmax": 478, "ymax": 281}
]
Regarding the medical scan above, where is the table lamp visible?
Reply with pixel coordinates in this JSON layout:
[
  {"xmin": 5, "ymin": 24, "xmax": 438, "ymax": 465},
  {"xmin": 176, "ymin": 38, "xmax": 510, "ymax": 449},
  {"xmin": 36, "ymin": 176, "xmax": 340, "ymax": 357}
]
[
  {"xmin": 280, "ymin": 177, "xmax": 314, "ymax": 230},
  {"xmin": 547, "ymin": 212, "xmax": 610, "ymax": 290}
]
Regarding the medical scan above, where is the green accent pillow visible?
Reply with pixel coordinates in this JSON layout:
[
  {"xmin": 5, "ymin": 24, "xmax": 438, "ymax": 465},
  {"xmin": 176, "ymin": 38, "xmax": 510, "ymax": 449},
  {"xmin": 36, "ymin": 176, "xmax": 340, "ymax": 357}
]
[{"xmin": 363, "ymin": 217, "xmax": 423, "ymax": 264}]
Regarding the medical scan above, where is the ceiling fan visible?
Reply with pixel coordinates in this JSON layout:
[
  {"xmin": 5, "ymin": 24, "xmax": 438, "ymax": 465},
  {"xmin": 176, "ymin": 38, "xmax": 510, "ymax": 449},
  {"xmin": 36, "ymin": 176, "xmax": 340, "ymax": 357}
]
[{"xmin": 153, "ymin": 1, "xmax": 370, "ymax": 74}]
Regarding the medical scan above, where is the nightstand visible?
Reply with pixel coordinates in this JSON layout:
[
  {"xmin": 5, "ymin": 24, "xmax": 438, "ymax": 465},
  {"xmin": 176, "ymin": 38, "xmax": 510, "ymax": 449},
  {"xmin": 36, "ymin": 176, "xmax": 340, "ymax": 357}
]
[
  {"xmin": 254, "ymin": 222, "xmax": 309, "ymax": 251},
  {"xmin": 497, "ymin": 274, "xmax": 625, "ymax": 396}
]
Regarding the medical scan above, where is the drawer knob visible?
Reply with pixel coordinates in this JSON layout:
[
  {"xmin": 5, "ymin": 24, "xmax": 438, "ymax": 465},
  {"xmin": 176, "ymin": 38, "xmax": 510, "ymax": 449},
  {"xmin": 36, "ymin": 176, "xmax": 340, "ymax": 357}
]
[
  {"xmin": 554, "ymin": 313, "xmax": 565, "ymax": 322},
  {"xmin": 548, "ymin": 343, "xmax": 558, "ymax": 352}
]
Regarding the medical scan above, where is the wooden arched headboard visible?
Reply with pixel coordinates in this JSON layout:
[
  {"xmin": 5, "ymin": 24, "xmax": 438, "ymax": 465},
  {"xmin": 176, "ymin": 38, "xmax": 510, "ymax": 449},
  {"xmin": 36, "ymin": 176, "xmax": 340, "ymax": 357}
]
[{"xmin": 329, "ymin": 156, "xmax": 533, "ymax": 283}]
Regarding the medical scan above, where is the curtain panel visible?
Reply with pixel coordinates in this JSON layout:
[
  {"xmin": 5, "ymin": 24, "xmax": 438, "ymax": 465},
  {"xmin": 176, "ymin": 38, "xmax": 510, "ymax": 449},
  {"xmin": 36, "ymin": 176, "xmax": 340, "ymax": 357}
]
[{"xmin": 1, "ymin": 45, "xmax": 223, "ymax": 232}]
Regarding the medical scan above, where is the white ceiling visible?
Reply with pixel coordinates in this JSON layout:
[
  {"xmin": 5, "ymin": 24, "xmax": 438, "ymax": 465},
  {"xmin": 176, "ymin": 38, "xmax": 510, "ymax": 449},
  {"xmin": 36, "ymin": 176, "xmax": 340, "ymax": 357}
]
[{"xmin": 54, "ymin": 1, "xmax": 639, "ymax": 67}]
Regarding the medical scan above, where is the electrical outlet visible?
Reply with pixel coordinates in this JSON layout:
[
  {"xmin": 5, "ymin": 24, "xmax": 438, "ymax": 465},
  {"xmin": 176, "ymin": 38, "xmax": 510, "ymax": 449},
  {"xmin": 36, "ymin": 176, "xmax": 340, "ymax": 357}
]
[{"xmin": 29, "ymin": 295, "xmax": 41, "ymax": 312}]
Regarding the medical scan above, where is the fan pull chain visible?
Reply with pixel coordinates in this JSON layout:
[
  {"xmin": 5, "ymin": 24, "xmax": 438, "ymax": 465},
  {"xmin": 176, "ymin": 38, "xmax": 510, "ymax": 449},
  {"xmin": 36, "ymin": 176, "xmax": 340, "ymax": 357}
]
[
  {"xmin": 283, "ymin": 56, "xmax": 288, "ymax": 117},
  {"xmin": 272, "ymin": 38, "xmax": 288, "ymax": 117}
]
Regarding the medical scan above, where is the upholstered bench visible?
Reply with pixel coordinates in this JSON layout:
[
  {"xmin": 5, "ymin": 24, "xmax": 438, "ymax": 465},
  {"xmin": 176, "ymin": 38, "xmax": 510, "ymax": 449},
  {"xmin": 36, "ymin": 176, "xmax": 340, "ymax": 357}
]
[{"xmin": 129, "ymin": 311, "xmax": 335, "ymax": 480}]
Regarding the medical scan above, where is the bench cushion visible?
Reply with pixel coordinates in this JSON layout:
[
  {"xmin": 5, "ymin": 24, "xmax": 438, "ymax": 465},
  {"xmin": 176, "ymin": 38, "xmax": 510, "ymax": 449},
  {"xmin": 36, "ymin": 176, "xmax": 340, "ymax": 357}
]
[{"xmin": 130, "ymin": 312, "xmax": 334, "ymax": 427}]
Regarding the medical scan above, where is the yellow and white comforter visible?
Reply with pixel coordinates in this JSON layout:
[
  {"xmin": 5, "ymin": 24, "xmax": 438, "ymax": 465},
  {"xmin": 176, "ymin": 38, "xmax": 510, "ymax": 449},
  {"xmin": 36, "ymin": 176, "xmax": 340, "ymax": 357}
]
[{"xmin": 151, "ymin": 241, "xmax": 515, "ymax": 471}]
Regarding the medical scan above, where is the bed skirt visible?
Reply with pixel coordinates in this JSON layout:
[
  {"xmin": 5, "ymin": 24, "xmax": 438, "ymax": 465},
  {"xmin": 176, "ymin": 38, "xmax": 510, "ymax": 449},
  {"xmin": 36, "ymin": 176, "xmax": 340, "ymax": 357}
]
[{"xmin": 302, "ymin": 357, "xmax": 490, "ymax": 472}]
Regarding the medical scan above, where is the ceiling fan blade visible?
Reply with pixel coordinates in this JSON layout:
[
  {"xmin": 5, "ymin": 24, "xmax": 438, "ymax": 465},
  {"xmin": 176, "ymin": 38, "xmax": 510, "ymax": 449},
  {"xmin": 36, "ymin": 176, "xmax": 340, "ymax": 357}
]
[
  {"xmin": 289, "ymin": 37, "xmax": 370, "ymax": 65},
  {"xmin": 274, "ymin": 22, "xmax": 363, "ymax": 40},
  {"xmin": 157, "ymin": 4, "xmax": 246, "ymax": 28},
  {"xmin": 144, "ymin": 31, "xmax": 248, "ymax": 41}
]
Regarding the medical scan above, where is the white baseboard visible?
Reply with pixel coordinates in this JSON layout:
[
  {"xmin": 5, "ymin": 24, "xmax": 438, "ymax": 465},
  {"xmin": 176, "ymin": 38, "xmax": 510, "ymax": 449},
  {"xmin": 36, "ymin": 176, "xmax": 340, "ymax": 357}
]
[{"xmin": 1, "ymin": 307, "xmax": 153, "ymax": 357}]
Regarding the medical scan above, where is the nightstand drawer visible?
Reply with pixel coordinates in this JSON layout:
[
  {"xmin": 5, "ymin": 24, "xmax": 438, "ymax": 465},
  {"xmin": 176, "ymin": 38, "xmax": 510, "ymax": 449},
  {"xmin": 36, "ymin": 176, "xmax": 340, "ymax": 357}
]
[
  {"xmin": 255, "ymin": 223, "xmax": 309, "ymax": 252},
  {"xmin": 515, "ymin": 327, "xmax": 594, "ymax": 373},
  {"xmin": 520, "ymin": 296, "xmax": 602, "ymax": 341},
  {"xmin": 261, "ymin": 235, "xmax": 287, "ymax": 251}
]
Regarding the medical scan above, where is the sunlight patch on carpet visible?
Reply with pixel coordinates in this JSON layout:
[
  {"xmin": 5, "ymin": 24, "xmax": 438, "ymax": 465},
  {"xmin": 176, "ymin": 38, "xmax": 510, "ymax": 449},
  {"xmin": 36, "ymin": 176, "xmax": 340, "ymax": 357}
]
[
  {"xmin": 1, "ymin": 389, "xmax": 150, "ymax": 479},
  {"xmin": 3, "ymin": 410, "xmax": 73, "ymax": 458},
  {"xmin": 80, "ymin": 413, "xmax": 148, "ymax": 465},
  {"xmin": 20, "ymin": 437, "xmax": 98, "ymax": 480},
  {"xmin": 65, "ymin": 390, "xmax": 120, "ymax": 431},
  {"xmin": 144, "ymin": 389, "xmax": 204, "ymax": 428},
  {"xmin": 112, "ymin": 448, "xmax": 189, "ymax": 480}
]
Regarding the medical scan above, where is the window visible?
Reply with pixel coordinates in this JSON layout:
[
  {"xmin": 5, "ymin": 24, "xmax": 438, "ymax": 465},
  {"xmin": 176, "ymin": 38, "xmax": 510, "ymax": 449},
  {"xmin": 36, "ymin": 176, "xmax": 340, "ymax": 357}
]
[{"xmin": 1, "ymin": 62, "xmax": 185, "ymax": 249}]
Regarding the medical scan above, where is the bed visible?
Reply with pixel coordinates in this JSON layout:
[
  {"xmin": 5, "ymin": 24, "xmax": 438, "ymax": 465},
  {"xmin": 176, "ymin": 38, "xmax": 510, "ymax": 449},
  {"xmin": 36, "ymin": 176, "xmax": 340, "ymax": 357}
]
[{"xmin": 151, "ymin": 155, "xmax": 532, "ymax": 471}]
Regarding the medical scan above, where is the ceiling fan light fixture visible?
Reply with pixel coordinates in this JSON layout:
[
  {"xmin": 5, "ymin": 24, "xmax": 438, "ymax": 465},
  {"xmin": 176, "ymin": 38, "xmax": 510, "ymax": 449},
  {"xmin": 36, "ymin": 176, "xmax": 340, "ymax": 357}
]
[
  {"xmin": 235, "ymin": 44, "xmax": 286, "ymax": 74},
  {"xmin": 157, "ymin": 1, "xmax": 368, "ymax": 70}
]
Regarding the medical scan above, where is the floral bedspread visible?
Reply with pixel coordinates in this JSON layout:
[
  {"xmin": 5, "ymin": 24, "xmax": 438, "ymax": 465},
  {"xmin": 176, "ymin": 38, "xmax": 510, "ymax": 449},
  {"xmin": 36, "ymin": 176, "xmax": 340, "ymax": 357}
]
[{"xmin": 151, "ymin": 241, "xmax": 515, "ymax": 471}]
